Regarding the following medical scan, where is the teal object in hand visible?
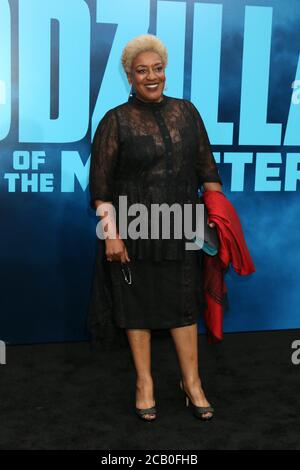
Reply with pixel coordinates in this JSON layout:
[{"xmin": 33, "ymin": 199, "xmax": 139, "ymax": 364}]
[{"xmin": 193, "ymin": 204, "xmax": 219, "ymax": 256}]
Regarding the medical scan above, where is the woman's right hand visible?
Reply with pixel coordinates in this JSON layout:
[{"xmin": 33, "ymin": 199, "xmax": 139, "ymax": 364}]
[{"xmin": 105, "ymin": 237, "xmax": 131, "ymax": 263}]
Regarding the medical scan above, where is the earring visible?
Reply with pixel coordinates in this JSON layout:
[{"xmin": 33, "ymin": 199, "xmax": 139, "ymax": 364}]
[{"xmin": 129, "ymin": 81, "xmax": 134, "ymax": 96}]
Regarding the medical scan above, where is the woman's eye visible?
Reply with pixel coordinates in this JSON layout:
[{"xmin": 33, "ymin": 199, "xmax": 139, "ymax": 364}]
[{"xmin": 137, "ymin": 67, "xmax": 163, "ymax": 74}]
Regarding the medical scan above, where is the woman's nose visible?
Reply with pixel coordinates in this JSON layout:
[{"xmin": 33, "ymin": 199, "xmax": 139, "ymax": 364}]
[{"xmin": 146, "ymin": 69, "xmax": 156, "ymax": 80}]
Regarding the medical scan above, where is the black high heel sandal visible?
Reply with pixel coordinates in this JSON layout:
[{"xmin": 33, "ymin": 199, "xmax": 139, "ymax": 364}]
[
  {"xmin": 135, "ymin": 403, "xmax": 157, "ymax": 422},
  {"xmin": 179, "ymin": 379, "xmax": 214, "ymax": 421}
]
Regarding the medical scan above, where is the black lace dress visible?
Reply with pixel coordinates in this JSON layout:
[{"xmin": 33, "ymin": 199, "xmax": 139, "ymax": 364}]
[{"xmin": 87, "ymin": 93, "xmax": 222, "ymax": 347}]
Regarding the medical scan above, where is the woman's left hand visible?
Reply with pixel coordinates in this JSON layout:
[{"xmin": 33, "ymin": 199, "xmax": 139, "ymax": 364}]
[{"xmin": 203, "ymin": 182, "xmax": 222, "ymax": 229}]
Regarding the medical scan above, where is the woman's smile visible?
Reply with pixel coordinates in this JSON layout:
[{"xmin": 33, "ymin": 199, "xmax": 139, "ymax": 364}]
[{"xmin": 144, "ymin": 83, "xmax": 159, "ymax": 89}]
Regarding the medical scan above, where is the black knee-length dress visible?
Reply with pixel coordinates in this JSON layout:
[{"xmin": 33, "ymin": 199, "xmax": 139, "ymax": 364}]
[{"xmin": 87, "ymin": 93, "xmax": 222, "ymax": 342}]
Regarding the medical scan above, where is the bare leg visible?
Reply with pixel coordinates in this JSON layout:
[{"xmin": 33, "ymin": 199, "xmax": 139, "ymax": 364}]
[
  {"xmin": 126, "ymin": 329, "xmax": 156, "ymax": 420},
  {"xmin": 170, "ymin": 323, "xmax": 213, "ymax": 418}
]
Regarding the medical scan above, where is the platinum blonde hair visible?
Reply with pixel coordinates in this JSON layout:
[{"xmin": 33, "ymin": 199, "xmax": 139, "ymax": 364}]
[{"xmin": 121, "ymin": 34, "xmax": 168, "ymax": 75}]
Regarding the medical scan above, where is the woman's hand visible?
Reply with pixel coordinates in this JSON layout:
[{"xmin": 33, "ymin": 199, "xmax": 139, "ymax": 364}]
[
  {"xmin": 105, "ymin": 237, "xmax": 131, "ymax": 263},
  {"xmin": 203, "ymin": 182, "xmax": 222, "ymax": 229},
  {"xmin": 94, "ymin": 200, "xmax": 130, "ymax": 262}
]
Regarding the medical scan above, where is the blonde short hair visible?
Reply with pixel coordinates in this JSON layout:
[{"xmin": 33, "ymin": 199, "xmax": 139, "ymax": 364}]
[{"xmin": 121, "ymin": 34, "xmax": 168, "ymax": 75}]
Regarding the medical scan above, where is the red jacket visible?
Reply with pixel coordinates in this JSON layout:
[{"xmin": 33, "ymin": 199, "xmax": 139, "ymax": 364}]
[{"xmin": 201, "ymin": 190, "xmax": 256, "ymax": 343}]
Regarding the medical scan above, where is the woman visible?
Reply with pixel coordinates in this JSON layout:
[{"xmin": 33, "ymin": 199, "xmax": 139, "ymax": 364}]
[{"xmin": 88, "ymin": 34, "xmax": 223, "ymax": 422}]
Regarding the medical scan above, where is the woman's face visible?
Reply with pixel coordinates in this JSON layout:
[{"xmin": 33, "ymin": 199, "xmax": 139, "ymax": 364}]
[{"xmin": 128, "ymin": 51, "xmax": 166, "ymax": 102}]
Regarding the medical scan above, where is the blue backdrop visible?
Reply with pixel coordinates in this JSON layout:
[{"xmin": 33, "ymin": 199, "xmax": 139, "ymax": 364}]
[{"xmin": 1, "ymin": 0, "xmax": 300, "ymax": 344}]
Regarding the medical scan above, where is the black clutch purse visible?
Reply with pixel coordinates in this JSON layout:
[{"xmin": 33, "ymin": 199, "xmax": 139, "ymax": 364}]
[{"xmin": 193, "ymin": 198, "xmax": 219, "ymax": 256}]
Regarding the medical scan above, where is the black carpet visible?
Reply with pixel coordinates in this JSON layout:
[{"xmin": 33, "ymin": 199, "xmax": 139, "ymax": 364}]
[{"xmin": 1, "ymin": 329, "xmax": 299, "ymax": 450}]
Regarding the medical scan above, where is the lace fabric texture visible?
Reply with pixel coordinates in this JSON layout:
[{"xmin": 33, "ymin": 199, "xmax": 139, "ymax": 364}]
[{"xmin": 89, "ymin": 93, "xmax": 223, "ymax": 261}]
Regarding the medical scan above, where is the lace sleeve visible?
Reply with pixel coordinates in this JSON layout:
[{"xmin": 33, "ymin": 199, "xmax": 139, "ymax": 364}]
[
  {"xmin": 89, "ymin": 109, "xmax": 119, "ymax": 209},
  {"xmin": 184, "ymin": 100, "xmax": 222, "ymax": 191}
]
